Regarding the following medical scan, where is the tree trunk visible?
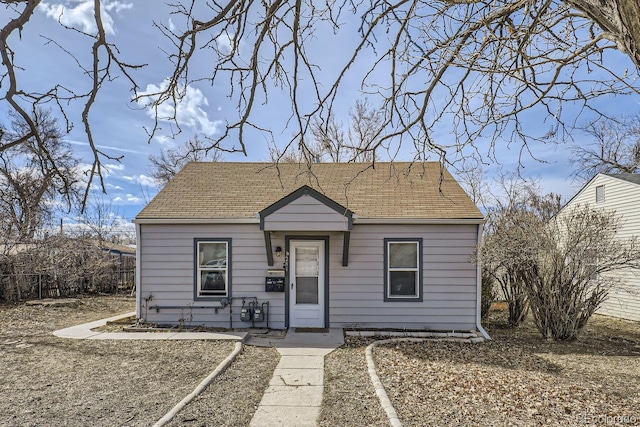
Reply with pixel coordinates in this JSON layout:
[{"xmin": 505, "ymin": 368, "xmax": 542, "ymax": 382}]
[{"xmin": 567, "ymin": 0, "xmax": 640, "ymax": 67}]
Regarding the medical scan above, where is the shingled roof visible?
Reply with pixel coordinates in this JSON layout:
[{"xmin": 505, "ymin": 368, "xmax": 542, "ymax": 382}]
[
  {"xmin": 605, "ymin": 172, "xmax": 640, "ymax": 185},
  {"xmin": 135, "ymin": 162, "xmax": 483, "ymax": 221}
]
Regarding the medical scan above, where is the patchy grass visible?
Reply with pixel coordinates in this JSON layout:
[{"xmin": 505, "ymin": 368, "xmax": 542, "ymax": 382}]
[
  {"xmin": 0, "ymin": 296, "xmax": 247, "ymax": 427},
  {"xmin": 320, "ymin": 309, "xmax": 640, "ymax": 426},
  {"xmin": 3, "ymin": 297, "xmax": 639, "ymax": 426}
]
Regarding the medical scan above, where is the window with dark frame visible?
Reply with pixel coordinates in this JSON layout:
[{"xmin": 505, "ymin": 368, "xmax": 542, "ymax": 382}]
[
  {"xmin": 596, "ymin": 185, "xmax": 605, "ymax": 203},
  {"xmin": 384, "ymin": 238, "xmax": 423, "ymax": 301},
  {"xmin": 195, "ymin": 239, "xmax": 230, "ymax": 298}
]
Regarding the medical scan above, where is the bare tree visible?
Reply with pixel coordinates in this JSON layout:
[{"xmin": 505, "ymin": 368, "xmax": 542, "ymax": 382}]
[
  {"xmin": 268, "ymin": 144, "xmax": 316, "ymax": 163},
  {"xmin": 311, "ymin": 99, "xmax": 384, "ymax": 162},
  {"xmin": 455, "ymin": 160, "xmax": 491, "ymax": 210},
  {"xmin": 570, "ymin": 114, "xmax": 640, "ymax": 183},
  {"xmin": 141, "ymin": 0, "xmax": 640, "ymax": 165},
  {"xmin": 75, "ymin": 196, "xmax": 122, "ymax": 244},
  {"xmin": 148, "ymin": 136, "xmax": 223, "ymax": 186},
  {"xmin": 0, "ymin": 109, "xmax": 80, "ymax": 241},
  {"xmin": 2, "ymin": 0, "xmax": 640, "ymax": 199},
  {"xmin": 0, "ymin": 1, "xmax": 142, "ymax": 206}
]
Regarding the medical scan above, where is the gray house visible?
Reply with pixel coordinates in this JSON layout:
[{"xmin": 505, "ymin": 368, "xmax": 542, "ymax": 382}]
[{"xmin": 134, "ymin": 162, "xmax": 488, "ymax": 336}]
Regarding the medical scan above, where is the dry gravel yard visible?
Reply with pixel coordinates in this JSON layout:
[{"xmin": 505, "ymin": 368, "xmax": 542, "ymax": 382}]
[
  {"xmin": 0, "ymin": 296, "xmax": 276, "ymax": 427},
  {"xmin": 3, "ymin": 297, "xmax": 640, "ymax": 426},
  {"xmin": 165, "ymin": 345, "xmax": 279, "ymax": 427},
  {"xmin": 319, "ymin": 311, "xmax": 640, "ymax": 427}
]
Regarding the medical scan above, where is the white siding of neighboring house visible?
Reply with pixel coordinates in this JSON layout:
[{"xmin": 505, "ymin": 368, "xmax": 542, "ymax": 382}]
[
  {"xmin": 137, "ymin": 222, "xmax": 480, "ymax": 330},
  {"xmin": 263, "ymin": 195, "xmax": 350, "ymax": 231},
  {"xmin": 564, "ymin": 174, "xmax": 640, "ymax": 321}
]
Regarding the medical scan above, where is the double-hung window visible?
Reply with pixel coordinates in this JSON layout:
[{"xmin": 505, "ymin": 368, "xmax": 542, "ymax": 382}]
[
  {"xmin": 195, "ymin": 238, "xmax": 231, "ymax": 298},
  {"xmin": 384, "ymin": 238, "xmax": 423, "ymax": 301}
]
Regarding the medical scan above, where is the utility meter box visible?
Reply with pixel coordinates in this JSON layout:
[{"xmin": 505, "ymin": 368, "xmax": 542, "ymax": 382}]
[
  {"xmin": 240, "ymin": 307, "xmax": 252, "ymax": 322},
  {"xmin": 265, "ymin": 269, "xmax": 285, "ymax": 292},
  {"xmin": 253, "ymin": 306, "xmax": 264, "ymax": 322}
]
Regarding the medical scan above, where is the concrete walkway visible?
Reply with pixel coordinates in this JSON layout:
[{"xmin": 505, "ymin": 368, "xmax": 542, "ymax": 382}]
[
  {"xmin": 249, "ymin": 328, "xmax": 344, "ymax": 427},
  {"xmin": 52, "ymin": 312, "xmax": 246, "ymax": 341}
]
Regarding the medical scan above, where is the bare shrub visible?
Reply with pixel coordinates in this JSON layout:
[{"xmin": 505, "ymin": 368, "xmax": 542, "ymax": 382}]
[
  {"xmin": 480, "ymin": 267, "xmax": 497, "ymax": 320},
  {"xmin": 0, "ymin": 235, "xmax": 129, "ymax": 302},
  {"xmin": 481, "ymin": 178, "xmax": 640, "ymax": 340},
  {"xmin": 523, "ymin": 206, "xmax": 640, "ymax": 340}
]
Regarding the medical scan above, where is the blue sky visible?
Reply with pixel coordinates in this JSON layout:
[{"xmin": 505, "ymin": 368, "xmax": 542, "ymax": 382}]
[{"xmin": 2, "ymin": 1, "xmax": 640, "ymax": 225}]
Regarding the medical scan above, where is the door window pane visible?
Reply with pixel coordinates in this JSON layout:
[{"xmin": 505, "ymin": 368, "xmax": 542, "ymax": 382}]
[
  {"xmin": 296, "ymin": 277, "xmax": 319, "ymax": 304},
  {"xmin": 296, "ymin": 247, "xmax": 319, "ymax": 276}
]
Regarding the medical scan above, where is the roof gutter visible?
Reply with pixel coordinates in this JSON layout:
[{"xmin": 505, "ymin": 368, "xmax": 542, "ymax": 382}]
[
  {"xmin": 133, "ymin": 218, "xmax": 260, "ymax": 225},
  {"xmin": 476, "ymin": 222, "xmax": 491, "ymax": 340},
  {"xmin": 354, "ymin": 218, "xmax": 485, "ymax": 225},
  {"xmin": 134, "ymin": 217, "xmax": 485, "ymax": 225}
]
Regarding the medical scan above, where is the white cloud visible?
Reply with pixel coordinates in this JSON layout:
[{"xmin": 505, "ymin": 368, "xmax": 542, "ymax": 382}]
[
  {"xmin": 152, "ymin": 134, "xmax": 174, "ymax": 146},
  {"xmin": 137, "ymin": 174, "xmax": 157, "ymax": 187},
  {"xmin": 38, "ymin": 1, "xmax": 132, "ymax": 35},
  {"xmin": 104, "ymin": 163, "xmax": 125, "ymax": 176},
  {"xmin": 104, "ymin": 1, "xmax": 132, "ymax": 13},
  {"xmin": 66, "ymin": 139, "xmax": 147, "ymax": 155},
  {"xmin": 216, "ymin": 33, "xmax": 235, "ymax": 54},
  {"xmin": 111, "ymin": 194, "xmax": 140, "ymax": 204},
  {"xmin": 122, "ymin": 174, "xmax": 157, "ymax": 187},
  {"xmin": 137, "ymin": 80, "xmax": 223, "ymax": 136}
]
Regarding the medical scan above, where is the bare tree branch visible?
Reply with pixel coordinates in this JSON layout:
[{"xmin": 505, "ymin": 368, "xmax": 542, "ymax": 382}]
[
  {"xmin": 2, "ymin": 0, "xmax": 640, "ymax": 207},
  {"xmin": 570, "ymin": 113, "xmax": 640, "ymax": 183},
  {"xmin": 147, "ymin": 136, "xmax": 224, "ymax": 186}
]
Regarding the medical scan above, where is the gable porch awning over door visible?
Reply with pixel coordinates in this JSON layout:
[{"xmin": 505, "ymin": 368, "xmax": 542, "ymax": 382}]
[{"xmin": 259, "ymin": 186, "xmax": 353, "ymax": 267}]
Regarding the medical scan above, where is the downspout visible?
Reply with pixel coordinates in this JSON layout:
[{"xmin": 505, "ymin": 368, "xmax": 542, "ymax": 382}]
[
  {"xmin": 476, "ymin": 222, "xmax": 491, "ymax": 340},
  {"xmin": 135, "ymin": 223, "xmax": 142, "ymax": 320}
]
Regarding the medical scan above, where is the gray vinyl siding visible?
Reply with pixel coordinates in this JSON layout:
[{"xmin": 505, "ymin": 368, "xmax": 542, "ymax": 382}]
[
  {"xmin": 327, "ymin": 224, "xmax": 478, "ymax": 330},
  {"xmin": 564, "ymin": 174, "xmax": 640, "ymax": 321},
  {"xmin": 138, "ymin": 222, "xmax": 479, "ymax": 331},
  {"xmin": 263, "ymin": 196, "xmax": 350, "ymax": 231},
  {"xmin": 139, "ymin": 223, "xmax": 286, "ymax": 329}
]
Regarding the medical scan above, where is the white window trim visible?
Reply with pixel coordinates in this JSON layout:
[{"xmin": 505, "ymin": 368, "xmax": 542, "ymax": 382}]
[
  {"xmin": 195, "ymin": 239, "xmax": 231, "ymax": 299},
  {"xmin": 384, "ymin": 238, "xmax": 423, "ymax": 302}
]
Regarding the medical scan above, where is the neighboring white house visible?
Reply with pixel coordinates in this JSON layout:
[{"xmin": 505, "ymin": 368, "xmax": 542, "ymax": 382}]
[
  {"xmin": 134, "ymin": 162, "xmax": 488, "ymax": 336},
  {"xmin": 560, "ymin": 173, "xmax": 640, "ymax": 321}
]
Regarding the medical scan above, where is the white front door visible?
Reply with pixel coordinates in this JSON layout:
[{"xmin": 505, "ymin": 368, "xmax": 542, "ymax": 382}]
[{"xmin": 289, "ymin": 240, "xmax": 325, "ymax": 328}]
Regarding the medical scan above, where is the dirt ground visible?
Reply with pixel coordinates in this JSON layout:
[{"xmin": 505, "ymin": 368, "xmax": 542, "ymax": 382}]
[
  {"xmin": 3, "ymin": 296, "xmax": 640, "ymax": 426},
  {"xmin": 0, "ymin": 295, "xmax": 276, "ymax": 427},
  {"xmin": 319, "ymin": 309, "xmax": 640, "ymax": 427}
]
